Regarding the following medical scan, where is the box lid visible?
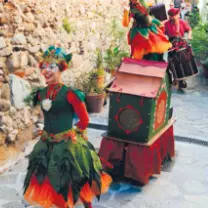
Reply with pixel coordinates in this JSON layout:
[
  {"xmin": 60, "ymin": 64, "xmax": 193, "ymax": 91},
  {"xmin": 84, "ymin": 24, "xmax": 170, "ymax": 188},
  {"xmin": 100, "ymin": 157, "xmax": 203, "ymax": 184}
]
[{"xmin": 109, "ymin": 58, "xmax": 168, "ymax": 98}]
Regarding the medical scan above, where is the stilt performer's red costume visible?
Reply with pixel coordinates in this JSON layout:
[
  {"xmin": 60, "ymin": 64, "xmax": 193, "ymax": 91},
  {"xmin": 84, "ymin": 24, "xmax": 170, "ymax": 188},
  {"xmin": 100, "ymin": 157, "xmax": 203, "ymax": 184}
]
[{"xmin": 99, "ymin": 1, "xmax": 175, "ymax": 184}]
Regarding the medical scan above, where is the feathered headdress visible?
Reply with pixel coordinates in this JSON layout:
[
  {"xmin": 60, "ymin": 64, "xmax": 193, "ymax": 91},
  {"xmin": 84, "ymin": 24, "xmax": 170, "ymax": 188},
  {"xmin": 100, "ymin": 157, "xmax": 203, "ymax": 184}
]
[{"xmin": 39, "ymin": 46, "xmax": 72, "ymax": 71}]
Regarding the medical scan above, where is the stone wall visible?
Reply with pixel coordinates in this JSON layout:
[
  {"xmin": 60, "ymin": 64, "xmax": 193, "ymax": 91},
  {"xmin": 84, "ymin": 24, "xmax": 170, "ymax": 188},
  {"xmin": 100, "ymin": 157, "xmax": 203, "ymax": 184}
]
[
  {"xmin": 0, "ymin": 0, "xmax": 173, "ymax": 166},
  {"xmin": 0, "ymin": 0, "xmax": 128, "ymax": 166}
]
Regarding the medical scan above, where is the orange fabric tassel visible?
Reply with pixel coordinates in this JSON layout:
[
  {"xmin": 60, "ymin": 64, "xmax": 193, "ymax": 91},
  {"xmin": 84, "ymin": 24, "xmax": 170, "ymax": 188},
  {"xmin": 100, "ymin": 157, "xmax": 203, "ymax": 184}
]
[{"xmin": 122, "ymin": 9, "xmax": 130, "ymax": 27}]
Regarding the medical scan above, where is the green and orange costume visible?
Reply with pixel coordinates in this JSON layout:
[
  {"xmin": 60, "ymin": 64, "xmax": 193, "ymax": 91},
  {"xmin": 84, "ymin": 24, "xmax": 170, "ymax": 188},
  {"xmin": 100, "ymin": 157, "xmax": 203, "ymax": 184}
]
[
  {"xmin": 23, "ymin": 48, "xmax": 112, "ymax": 208},
  {"xmin": 123, "ymin": 1, "xmax": 172, "ymax": 60}
]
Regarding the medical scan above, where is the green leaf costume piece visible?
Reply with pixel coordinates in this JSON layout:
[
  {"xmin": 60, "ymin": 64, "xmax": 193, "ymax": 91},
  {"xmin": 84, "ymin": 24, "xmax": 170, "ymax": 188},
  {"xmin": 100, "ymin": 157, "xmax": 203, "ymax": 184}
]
[
  {"xmin": 69, "ymin": 87, "xmax": 85, "ymax": 102},
  {"xmin": 24, "ymin": 87, "xmax": 43, "ymax": 107},
  {"xmin": 151, "ymin": 18, "xmax": 161, "ymax": 27},
  {"xmin": 24, "ymin": 136, "xmax": 103, "ymax": 202},
  {"xmin": 149, "ymin": 25, "xmax": 158, "ymax": 34},
  {"xmin": 129, "ymin": 4, "xmax": 161, "ymax": 43}
]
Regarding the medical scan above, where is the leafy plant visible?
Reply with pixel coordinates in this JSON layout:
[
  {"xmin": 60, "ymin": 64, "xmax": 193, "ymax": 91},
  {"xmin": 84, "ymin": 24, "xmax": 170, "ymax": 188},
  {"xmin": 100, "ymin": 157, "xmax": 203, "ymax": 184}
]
[
  {"xmin": 190, "ymin": 22, "xmax": 208, "ymax": 68},
  {"xmin": 110, "ymin": 18, "xmax": 126, "ymax": 44},
  {"xmin": 62, "ymin": 18, "xmax": 74, "ymax": 34},
  {"xmin": 87, "ymin": 73, "xmax": 104, "ymax": 95},
  {"xmin": 75, "ymin": 71, "xmax": 104, "ymax": 95},
  {"xmin": 188, "ymin": 7, "xmax": 201, "ymax": 29},
  {"xmin": 104, "ymin": 46, "xmax": 130, "ymax": 70},
  {"xmin": 24, "ymin": 86, "xmax": 43, "ymax": 107},
  {"xmin": 93, "ymin": 48, "xmax": 105, "ymax": 76}
]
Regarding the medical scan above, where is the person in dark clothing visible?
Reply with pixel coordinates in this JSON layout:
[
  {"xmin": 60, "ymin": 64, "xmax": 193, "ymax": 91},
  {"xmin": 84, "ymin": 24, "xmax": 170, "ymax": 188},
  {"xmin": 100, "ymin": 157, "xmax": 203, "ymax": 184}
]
[{"xmin": 165, "ymin": 8, "xmax": 192, "ymax": 89}]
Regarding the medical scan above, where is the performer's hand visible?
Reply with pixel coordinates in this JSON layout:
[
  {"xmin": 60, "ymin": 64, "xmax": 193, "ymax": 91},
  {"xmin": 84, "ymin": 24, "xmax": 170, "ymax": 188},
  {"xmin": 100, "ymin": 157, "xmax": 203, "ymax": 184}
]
[
  {"xmin": 188, "ymin": 35, "xmax": 192, "ymax": 40},
  {"xmin": 147, "ymin": 16, "xmax": 152, "ymax": 26}
]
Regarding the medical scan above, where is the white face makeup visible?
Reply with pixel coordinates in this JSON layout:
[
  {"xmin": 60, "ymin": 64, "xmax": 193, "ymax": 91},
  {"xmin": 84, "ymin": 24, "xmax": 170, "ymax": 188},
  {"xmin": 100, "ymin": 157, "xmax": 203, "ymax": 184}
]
[
  {"xmin": 41, "ymin": 63, "xmax": 59, "ymax": 73},
  {"xmin": 41, "ymin": 62, "xmax": 61, "ymax": 84}
]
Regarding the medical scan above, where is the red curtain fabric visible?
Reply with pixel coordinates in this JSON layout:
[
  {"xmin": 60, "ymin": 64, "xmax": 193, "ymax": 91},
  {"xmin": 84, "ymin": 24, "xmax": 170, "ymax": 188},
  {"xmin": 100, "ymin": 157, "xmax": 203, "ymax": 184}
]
[
  {"xmin": 99, "ymin": 138, "xmax": 124, "ymax": 169},
  {"xmin": 99, "ymin": 125, "xmax": 175, "ymax": 185}
]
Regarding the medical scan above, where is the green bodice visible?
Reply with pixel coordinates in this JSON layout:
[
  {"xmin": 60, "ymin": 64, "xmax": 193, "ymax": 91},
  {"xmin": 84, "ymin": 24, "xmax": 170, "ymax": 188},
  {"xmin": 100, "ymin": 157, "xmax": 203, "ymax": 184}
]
[{"xmin": 39, "ymin": 85, "xmax": 74, "ymax": 135}]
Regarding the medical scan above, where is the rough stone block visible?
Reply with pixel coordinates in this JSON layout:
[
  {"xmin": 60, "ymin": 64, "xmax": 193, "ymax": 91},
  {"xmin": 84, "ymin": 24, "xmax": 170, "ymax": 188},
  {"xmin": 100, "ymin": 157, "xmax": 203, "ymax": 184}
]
[{"xmin": 0, "ymin": 37, "xmax": 6, "ymax": 49}]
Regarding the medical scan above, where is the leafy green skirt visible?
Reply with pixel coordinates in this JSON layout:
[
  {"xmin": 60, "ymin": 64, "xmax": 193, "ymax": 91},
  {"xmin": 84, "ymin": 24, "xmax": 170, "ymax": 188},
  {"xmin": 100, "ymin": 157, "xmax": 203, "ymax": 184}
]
[{"xmin": 23, "ymin": 135, "xmax": 112, "ymax": 208}]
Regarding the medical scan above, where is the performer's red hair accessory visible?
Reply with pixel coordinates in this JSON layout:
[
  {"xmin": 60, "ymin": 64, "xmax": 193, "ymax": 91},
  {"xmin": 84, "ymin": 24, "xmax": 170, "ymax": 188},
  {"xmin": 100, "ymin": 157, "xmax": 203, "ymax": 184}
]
[{"xmin": 168, "ymin": 8, "xmax": 180, "ymax": 16}]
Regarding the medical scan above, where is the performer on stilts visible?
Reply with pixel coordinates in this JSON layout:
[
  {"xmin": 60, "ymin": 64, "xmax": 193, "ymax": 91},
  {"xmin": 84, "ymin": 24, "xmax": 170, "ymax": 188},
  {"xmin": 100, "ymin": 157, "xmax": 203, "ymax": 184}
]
[
  {"xmin": 23, "ymin": 46, "xmax": 112, "ymax": 208},
  {"xmin": 122, "ymin": 0, "xmax": 172, "ymax": 61},
  {"xmin": 98, "ymin": 0, "xmax": 176, "ymax": 186}
]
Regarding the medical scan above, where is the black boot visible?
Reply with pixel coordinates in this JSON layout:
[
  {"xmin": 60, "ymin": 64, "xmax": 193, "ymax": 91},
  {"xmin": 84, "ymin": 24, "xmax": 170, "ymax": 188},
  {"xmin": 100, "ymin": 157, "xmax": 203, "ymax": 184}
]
[
  {"xmin": 84, "ymin": 202, "xmax": 92, "ymax": 208},
  {"xmin": 178, "ymin": 80, "xmax": 187, "ymax": 89}
]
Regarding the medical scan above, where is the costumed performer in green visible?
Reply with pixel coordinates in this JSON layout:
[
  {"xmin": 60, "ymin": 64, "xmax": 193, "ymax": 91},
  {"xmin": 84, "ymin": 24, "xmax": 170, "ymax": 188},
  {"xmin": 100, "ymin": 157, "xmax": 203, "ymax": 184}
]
[
  {"xmin": 23, "ymin": 46, "xmax": 112, "ymax": 208},
  {"xmin": 122, "ymin": 0, "xmax": 172, "ymax": 60}
]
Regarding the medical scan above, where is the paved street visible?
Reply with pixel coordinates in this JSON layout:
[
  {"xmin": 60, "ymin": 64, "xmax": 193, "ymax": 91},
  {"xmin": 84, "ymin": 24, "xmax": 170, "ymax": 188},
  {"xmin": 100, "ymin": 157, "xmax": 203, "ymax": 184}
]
[
  {"xmin": 0, "ymin": 69, "xmax": 208, "ymax": 207},
  {"xmin": 0, "ymin": 132, "xmax": 208, "ymax": 208}
]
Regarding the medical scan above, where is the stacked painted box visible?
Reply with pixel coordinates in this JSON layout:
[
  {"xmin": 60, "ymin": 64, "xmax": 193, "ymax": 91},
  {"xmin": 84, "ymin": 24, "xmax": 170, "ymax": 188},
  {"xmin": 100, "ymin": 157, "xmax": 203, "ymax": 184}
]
[{"xmin": 107, "ymin": 58, "xmax": 172, "ymax": 143}]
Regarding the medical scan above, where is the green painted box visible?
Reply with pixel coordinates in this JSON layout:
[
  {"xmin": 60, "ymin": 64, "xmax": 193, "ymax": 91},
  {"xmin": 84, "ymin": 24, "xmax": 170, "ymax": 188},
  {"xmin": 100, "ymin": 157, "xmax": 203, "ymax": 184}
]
[{"xmin": 107, "ymin": 58, "xmax": 171, "ymax": 143}]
